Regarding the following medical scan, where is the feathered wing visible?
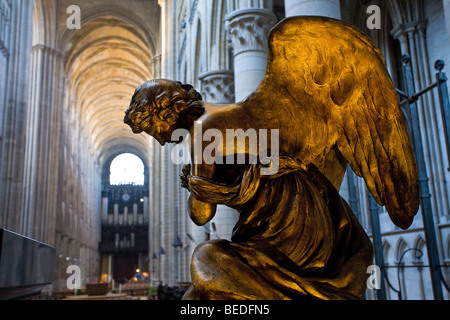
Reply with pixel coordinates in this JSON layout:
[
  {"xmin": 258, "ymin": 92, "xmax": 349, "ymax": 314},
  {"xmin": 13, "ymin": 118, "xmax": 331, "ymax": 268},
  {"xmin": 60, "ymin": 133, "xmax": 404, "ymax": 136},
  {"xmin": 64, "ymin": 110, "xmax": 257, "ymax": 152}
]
[{"xmin": 252, "ymin": 16, "xmax": 419, "ymax": 229}]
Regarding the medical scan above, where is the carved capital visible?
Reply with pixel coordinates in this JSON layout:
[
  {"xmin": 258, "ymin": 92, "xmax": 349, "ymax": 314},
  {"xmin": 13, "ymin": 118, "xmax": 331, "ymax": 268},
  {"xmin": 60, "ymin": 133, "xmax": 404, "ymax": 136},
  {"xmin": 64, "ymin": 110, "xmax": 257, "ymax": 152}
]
[
  {"xmin": 390, "ymin": 20, "xmax": 428, "ymax": 40},
  {"xmin": 199, "ymin": 70, "xmax": 235, "ymax": 104},
  {"xmin": 225, "ymin": 8, "xmax": 276, "ymax": 56}
]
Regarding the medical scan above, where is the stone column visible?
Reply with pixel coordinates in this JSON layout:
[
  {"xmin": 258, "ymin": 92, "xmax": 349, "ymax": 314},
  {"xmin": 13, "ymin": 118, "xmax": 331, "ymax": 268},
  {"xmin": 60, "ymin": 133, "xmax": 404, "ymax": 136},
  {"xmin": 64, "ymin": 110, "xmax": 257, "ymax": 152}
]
[
  {"xmin": 198, "ymin": 70, "xmax": 238, "ymax": 241},
  {"xmin": 445, "ymin": 0, "xmax": 450, "ymax": 48},
  {"xmin": 159, "ymin": 0, "xmax": 176, "ymax": 79},
  {"xmin": 21, "ymin": 44, "xmax": 64, "ymax": 245},
  {"xmin": 0, "ymin": 0, "xmax": 34, "ymax": 234},
  {"xmin": 154, "ymin": 0, "xmax": 179, "ymax": 285},
  {"xmin": 225, "ymin": 8, "xmax": 276, "ymax": 102},
  {"xmin": 151, "ymin": 54, "xmax": 162, "ymax": 79},
  {"xmin": 0, "ymin": 0, "xmax": 10, "ymax": 142},
  {"xmin": 284, "ymin": 0, "xmax": 341, "ymax": 19}
]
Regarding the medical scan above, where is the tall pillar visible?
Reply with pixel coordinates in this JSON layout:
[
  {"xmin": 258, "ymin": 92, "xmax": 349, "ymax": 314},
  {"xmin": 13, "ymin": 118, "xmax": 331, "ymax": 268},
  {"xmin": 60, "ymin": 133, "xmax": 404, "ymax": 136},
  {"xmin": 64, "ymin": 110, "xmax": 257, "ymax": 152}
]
[
  {"xmin": 284, "ymin": 0, "xmax": 341, "ymax": 19},
  {"xmin": 154, "ymin": 0, "xmax": 178, "ymax": 285},
  {"xmin": 151, "ymin": 54, "xmax": 162, "ymax": 79},
  {"xmin": 199, "ymin": 70, "xmax": 238, "ymax": 241},
  {"xmin": 225, "ymin": 8, "xmax": 276, "ymax": 102},
  {"xmin": 21, "ymin": 45, "xmax": 64, "ymax": 245},
  {"xmin": 0, "ymin": 0, "xmax": 10, "ymax": 143},
  {"xmin": 445, "ymin": 0, "xmax": 450, "ymax": 48},
  {"xmin": 0, "ymin": 0, "xmax": 9, "ymax": 237},
  {"xmin": 159, "ymin": 0, "xmax": 176, "ymax": 79},
  {"xmin": 0, "ymin": 0, "xmax": 34, "ymax": 234}
]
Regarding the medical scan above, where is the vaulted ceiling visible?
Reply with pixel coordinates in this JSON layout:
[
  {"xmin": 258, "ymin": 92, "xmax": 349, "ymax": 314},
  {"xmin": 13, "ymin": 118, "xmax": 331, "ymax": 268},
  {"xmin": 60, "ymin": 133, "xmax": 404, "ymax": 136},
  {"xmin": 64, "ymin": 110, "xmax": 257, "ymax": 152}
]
[{"xmin": 64, "ymin": 15, "xmax": 154, "ymax": 165}]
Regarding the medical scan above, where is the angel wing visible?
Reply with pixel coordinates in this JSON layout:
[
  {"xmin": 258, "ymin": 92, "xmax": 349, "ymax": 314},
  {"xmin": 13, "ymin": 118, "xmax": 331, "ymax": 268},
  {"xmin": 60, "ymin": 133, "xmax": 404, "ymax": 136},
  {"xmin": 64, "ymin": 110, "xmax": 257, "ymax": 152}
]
[{"xmin": 247, "ymin": 16, "xmax": 419, "ymax": 229}]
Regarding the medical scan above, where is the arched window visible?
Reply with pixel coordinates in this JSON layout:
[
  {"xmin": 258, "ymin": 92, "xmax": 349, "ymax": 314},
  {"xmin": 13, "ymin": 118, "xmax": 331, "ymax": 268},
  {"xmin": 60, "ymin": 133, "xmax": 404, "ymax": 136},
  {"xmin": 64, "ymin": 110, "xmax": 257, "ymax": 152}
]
[{"xmin": 109, "ymin": 153, "xmax": 144, "ymax": 185}]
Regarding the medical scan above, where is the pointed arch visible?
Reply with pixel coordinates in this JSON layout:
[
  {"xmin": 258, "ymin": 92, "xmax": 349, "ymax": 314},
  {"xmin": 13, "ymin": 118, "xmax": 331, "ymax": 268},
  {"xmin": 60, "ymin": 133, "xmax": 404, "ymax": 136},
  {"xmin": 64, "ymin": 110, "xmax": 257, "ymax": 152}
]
[
  {"xmin": 414, "ymin": 235, "xmax": 426, "ymax": 252},
  {"xmin": 109, "ymin": 153, "xmax": 145, "ymax": 186},
  {"xmin": 396, "ymin": 238, "xmax": 408, "ymax": 261},
  {"xmin": 382, "ymin": 240, "xmax": 392, "ymax": 261}
]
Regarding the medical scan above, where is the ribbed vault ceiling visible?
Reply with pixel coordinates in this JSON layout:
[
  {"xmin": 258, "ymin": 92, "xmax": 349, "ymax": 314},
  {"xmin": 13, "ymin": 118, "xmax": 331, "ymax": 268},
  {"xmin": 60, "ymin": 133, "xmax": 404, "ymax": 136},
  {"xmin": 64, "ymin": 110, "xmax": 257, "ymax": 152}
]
[{"xmin": 65, "ymin": 16, "xmax": 153, "ymax": 164}]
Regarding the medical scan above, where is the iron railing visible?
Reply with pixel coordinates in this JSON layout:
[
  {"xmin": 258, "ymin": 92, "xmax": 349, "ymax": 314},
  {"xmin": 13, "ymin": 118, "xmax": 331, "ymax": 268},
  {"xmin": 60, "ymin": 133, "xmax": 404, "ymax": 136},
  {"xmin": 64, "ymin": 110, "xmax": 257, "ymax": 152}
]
[
  {"xmin": 381, "ymin": 248, "xmax": 450, "ymax": 300},
  {"xmin": 368, "ymin": 56, "xmax": 450, "ymax": 300}
]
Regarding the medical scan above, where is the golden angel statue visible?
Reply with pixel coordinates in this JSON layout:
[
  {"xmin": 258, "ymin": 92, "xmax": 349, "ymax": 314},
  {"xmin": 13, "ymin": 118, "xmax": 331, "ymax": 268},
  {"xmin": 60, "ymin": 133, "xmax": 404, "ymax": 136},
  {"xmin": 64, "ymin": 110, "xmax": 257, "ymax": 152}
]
[{"xmin": 124, "ymin": 16, "xmax": 419, "ymax": 300}]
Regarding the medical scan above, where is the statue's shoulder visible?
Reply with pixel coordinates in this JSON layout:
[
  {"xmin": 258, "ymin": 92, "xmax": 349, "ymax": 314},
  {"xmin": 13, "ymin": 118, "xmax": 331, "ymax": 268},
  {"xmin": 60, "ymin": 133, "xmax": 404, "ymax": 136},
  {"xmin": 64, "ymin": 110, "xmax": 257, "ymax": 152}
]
[{"xmin": 199, "ymin": 104, "xmax": 241, "ymax": 126}]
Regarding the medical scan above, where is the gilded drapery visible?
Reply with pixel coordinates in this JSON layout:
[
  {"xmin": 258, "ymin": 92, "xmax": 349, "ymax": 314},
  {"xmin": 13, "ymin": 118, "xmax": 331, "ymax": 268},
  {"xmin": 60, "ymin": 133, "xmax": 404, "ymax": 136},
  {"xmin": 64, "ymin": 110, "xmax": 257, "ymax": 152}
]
[{"xmin": 186, "ymin": 157, "xmax": 373, "ymax": 300}]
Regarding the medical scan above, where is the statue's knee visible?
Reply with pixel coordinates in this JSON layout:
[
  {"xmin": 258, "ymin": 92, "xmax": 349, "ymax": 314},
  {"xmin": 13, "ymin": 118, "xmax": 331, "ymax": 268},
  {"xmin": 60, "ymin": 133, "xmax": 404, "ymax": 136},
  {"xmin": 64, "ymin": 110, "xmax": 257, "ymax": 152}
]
[
  {"xmin": 192, "ymin": 239, "xmax": 228, "ymax": 263},
  {"xmin": 191, "ymin": 240, "xmax": 232, "ymax": 281}
]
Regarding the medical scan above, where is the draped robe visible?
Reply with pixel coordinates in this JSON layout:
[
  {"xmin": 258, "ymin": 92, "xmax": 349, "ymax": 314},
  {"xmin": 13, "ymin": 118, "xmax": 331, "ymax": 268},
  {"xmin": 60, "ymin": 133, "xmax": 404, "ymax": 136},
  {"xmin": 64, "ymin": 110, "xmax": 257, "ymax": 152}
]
[{"xmin": 185, "ymin": 157, "xmax": 374, "ymax": 300}]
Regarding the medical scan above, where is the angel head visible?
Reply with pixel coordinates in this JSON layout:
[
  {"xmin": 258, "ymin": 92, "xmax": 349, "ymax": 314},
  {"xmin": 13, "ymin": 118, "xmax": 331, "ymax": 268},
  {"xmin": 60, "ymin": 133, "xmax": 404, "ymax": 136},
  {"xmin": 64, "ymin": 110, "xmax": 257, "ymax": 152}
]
[{"xmin": 124, "ymin": 79, "xmax": 205, "ymax": 145}]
